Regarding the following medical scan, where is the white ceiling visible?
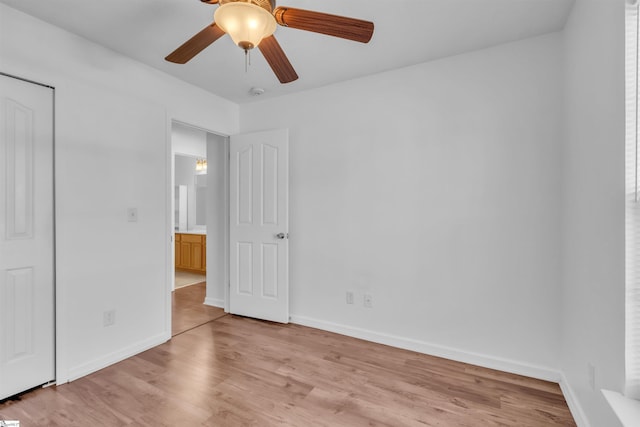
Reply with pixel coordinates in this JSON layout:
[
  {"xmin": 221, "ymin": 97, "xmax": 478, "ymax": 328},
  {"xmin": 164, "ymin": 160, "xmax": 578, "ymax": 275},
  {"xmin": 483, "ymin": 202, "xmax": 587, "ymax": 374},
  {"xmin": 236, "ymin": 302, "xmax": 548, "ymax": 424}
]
[{"xmin": 0, "ymin": 0, "xmax": 574, "ymax": 104}]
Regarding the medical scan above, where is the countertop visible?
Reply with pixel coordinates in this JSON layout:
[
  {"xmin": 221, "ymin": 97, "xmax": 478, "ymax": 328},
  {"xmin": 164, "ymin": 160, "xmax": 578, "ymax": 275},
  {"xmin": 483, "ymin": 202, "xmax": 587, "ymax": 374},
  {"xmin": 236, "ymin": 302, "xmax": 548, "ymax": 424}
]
[{"xmin": 175, "ymin": 229, "xmax": 206, "ymax": 235}]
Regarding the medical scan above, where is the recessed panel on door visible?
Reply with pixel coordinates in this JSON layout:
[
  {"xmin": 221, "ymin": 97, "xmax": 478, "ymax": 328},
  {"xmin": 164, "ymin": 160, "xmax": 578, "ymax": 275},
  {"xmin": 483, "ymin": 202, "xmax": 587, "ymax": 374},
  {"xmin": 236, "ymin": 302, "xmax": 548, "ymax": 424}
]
[
  {"xmin": 5, "ymin": 99, "xmax": 34, "ymax": 239},
  {"xmin": 262, "ymin": 144, "xmax": 278, "ymax": 226},
  {"xmin": 261, "ymin": 243, "xmax": 278, "ymax": 298},
  {"xmin": 238, "ymin": 146, "xmax": 253, "ymax": 225},
  {"xmin": 3, "ymin": 268, "xmax": 34, "ymax": 361},
  {"xmin": 238, "ymin": 242, "xmax": 253, "ymax": 295}
]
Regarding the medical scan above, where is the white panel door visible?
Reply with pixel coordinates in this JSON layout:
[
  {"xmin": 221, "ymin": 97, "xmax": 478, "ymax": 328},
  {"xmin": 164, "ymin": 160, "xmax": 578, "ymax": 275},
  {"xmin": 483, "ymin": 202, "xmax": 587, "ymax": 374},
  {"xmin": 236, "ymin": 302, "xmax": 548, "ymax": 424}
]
[
  {"xmin": 230, "ymin": 129, "xmax": 289, "ymax": 323},
  {"xmin": 0, "ymin": 75, "xmax": 55, "ymax": 399}
]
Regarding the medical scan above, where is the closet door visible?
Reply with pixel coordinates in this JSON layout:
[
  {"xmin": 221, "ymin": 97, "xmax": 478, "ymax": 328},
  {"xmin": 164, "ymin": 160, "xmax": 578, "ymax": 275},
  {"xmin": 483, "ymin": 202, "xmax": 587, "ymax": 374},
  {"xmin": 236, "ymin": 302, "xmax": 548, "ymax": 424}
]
[{"xmin": 0, "ymin": 74, "xmax": 55, "ymax": 399}]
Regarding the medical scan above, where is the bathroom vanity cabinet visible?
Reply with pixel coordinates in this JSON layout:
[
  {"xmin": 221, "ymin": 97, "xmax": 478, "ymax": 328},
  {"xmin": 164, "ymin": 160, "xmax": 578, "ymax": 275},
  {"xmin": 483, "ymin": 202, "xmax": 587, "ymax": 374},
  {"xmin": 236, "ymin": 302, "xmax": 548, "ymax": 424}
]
[{"xmin": 175, "ymin": 232, "xmax": 206, "ymax": 273}]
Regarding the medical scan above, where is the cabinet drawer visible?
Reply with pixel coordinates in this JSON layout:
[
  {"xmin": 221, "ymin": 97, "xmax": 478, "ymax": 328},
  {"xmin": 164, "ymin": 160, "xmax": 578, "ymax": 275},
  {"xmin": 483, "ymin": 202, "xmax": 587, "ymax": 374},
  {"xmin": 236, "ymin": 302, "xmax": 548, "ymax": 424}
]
[{"xmin": 180, "ymin": 234, "xmax": 203, "ymax": 243}]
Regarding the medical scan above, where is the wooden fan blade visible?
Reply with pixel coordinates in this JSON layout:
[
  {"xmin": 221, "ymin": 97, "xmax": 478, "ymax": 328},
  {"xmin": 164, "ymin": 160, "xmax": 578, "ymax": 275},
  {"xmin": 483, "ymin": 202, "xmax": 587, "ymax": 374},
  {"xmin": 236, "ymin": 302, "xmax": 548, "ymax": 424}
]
[
  {"xmin": 165, "ymin": 23, "xmax": 226, "ymax": 64},
  {"xmin": 258, "ymin": 35, "xmax": 298, "ymax": 84},
  {"xmin": 274, "ymin": 7, "xmax": 374, "ymax": 43}
]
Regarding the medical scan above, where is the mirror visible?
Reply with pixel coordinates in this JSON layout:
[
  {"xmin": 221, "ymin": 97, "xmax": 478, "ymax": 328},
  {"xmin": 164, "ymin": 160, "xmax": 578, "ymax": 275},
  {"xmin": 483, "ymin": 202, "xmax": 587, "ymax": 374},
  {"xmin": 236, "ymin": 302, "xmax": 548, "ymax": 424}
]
[{"xmin": 174, "ymin": 154, "xmax": 207, "ymax": 230}]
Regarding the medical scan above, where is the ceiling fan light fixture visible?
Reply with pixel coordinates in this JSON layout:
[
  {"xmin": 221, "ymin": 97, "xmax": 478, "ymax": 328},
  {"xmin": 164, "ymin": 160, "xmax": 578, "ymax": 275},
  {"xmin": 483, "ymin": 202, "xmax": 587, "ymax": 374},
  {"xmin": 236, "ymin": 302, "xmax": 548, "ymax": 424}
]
[{"xmin": 214, "ymin": 1, "xmax": 277, "ymax": 50}]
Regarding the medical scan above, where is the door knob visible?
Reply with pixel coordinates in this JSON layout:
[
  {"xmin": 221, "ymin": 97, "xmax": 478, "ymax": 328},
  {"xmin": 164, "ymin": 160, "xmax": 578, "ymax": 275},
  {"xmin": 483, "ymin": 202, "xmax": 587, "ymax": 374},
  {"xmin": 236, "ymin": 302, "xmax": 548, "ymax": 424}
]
[{"xmin": 276, "ymin": 232, "xmax": 288, "ymax": 239}]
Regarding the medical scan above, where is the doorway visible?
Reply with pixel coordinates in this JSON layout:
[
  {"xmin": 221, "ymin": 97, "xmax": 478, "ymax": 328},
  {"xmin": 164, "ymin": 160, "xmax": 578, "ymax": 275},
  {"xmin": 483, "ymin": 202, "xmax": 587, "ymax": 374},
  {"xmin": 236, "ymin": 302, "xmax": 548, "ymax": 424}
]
[
  {"xmin": 170, "ymin": 121, "xmax": 229, "ymax": 335},
  {"xmin": 168, "ymin": 124, "xmax": 290, "ymax": 328},
  {"xmin": 174, "ymin": 153, "xmax": 207, "ymax": 288}
]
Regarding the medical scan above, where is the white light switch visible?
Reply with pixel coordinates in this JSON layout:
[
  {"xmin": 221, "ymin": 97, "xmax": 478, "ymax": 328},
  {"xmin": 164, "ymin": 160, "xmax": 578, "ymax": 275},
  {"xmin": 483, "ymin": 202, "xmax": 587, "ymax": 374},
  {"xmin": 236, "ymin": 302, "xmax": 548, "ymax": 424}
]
[{"xmin": 127, "ymin": 207, "xmax": 138, "ymax": 222}]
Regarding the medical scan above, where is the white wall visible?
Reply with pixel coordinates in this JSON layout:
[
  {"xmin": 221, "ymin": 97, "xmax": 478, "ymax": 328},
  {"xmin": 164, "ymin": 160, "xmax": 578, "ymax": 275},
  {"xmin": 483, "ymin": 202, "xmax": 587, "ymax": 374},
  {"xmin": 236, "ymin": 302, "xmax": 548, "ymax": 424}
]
[
  {"xmin": 0, "ymin": 3, "xmax": 239, "ymax": 383},
  {"xmin": 205, "ymin": 133, "xmax": 228, "ymax": 308},
  {"xmin": 560, "ymin": 0, "xmax": 626, "ymax": 425},
  {"xmin": 172, "ymin": 123, "xmax": 207, "ymax": 158},
  {"xmin": 240, "ymin": 33, "xmax": 564, "ymax": 377}
]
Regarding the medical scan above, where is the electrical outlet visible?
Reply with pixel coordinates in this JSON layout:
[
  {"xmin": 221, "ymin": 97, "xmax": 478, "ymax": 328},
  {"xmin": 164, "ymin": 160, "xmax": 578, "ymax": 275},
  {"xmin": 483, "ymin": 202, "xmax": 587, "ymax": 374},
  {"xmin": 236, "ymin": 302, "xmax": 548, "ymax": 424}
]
[
  {"xmin": 346, "ymin": 291, "xmax": 354, "ymax": 304},
  {"xmin": 103, "ymin": 309, "xmax": 116, "ymax": 327},
  {"xmin": 587, "ymin": 363, "xmax": 595, "ymax": 391},
  {"xmin": 364, "ymin": 293, "xmax": 373, "ymax": 308}
]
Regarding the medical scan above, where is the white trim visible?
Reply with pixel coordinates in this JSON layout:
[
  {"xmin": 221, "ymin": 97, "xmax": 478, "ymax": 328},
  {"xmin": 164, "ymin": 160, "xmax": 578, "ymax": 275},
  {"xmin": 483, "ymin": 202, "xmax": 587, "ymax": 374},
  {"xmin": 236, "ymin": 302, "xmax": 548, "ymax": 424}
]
[
  {"xmin": 290, "ymin": 314, "xmax": 560, "ymax": 382},
  {"xmin": 165, "ymin": 113, "xmax": 173, "ymax": 339},
  {"xmin": 204, "ymin": 296, "xmax": 225, "ymax": 308},
  {"xmin": 603, "ymin": 389, "xmax": 640, "ymax": 427},
  {"xmin": 559, "ymin": 373, "xmax": 591, "ymax": 427},
  {"xmin": 66, "ymin": 333, "xmax": 168, "ymax": 382},
  {"xmin": 223, "ymin": 136, "xmax": 230, "ymax": 313}
]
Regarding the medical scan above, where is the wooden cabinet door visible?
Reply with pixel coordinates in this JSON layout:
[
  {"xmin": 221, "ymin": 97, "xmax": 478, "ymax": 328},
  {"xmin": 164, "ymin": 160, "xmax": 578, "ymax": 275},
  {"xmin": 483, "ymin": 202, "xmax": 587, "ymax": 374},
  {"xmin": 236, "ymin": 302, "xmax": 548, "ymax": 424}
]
[
  {"xmin": 180, "ymin": 242, "xmax": 191, "ymax": 267},
  {"xmin": 191, "ymin": 242, "xmax": 203, "ymax": 270}
]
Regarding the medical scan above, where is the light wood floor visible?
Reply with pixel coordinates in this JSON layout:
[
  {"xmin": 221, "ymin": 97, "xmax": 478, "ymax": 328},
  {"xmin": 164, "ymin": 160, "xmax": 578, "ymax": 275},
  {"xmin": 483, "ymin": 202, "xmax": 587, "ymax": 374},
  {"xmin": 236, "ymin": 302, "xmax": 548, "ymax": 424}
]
[
  {"xmin": 0, "ymin": 303, "xmax": 576, "ymax": 426},
  {"xmin": 172, "ymin": 281, "xmax": 226, "ymax": 336}
]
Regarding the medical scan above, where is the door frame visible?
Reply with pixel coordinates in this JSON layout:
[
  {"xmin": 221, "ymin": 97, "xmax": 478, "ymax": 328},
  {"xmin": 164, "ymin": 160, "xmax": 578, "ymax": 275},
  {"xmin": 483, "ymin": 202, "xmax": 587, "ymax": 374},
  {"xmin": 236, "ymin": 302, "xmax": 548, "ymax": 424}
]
[
  {"xmin": 166, "ymin": 119, "xmax": 231, "ymax": 333},
  {"xmin": 0, "ymin": 71, "xmax": 57, "ymax": 388}
]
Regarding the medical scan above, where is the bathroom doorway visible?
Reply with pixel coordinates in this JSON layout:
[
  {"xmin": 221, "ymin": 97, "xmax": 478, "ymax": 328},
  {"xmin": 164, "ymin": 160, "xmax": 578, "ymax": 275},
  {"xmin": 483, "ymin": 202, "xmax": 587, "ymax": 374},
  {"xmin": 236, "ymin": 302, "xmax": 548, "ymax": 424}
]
[{"xmin": 174, "ymin": 153, "xmax": 207, "ymax": 287}]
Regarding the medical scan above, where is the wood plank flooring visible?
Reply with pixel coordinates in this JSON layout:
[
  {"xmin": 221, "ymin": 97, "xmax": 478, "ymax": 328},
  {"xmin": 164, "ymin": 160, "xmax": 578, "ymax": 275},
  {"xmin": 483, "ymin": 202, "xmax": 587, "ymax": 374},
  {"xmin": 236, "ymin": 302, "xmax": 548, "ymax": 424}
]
[
  {"xmin": 172, "ymin": 282, "xmax": 226, "ymax": 336},
  {"xmin": 0, "ymin": 304, "xmax": 576, "ymax": 426}
]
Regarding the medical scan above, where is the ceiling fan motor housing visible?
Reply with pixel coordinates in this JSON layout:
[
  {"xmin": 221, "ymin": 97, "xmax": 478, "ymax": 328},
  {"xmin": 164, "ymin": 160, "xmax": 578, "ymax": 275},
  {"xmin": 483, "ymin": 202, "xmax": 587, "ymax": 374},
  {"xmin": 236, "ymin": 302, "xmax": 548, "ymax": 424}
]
[{"xmin": 219, "ymin": 0, "xmax": 275, "ymax": 13}]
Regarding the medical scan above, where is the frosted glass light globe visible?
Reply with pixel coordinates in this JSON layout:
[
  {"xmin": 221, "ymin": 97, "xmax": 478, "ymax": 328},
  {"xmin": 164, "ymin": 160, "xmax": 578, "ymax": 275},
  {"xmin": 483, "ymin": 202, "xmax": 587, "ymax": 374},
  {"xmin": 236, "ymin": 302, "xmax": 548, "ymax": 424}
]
[{"xmin": 214, "ymin": 2, "xmax": 277, "ymax": 50}]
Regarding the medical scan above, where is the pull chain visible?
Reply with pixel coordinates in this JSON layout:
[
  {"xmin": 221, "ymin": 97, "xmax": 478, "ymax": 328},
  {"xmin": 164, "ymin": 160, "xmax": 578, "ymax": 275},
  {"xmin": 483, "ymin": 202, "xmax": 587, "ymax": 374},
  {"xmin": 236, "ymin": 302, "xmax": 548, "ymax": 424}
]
[{"xmin": 244, "ymin": 49, "xmax": 252, "ymax": 73}]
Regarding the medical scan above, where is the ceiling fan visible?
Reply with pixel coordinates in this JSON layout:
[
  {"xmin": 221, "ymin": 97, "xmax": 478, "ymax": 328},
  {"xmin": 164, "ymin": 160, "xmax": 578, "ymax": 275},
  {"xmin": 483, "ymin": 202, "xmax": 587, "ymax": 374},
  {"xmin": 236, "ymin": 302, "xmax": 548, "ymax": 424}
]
[{"xmin": 165, "ymin": 0, "xmax": 374, "ymax": 84}]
